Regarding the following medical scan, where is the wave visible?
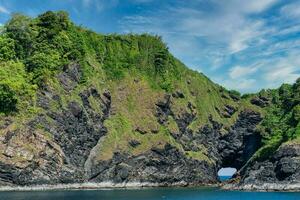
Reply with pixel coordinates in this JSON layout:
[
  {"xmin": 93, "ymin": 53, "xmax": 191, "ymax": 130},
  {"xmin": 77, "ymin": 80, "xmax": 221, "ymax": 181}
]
[{"xmin": 0, "ymin": 181, "xmax": 194, "ymax": 191}]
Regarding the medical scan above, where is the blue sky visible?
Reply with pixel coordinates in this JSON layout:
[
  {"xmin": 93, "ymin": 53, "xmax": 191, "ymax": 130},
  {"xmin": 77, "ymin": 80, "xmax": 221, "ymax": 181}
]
[
  {"xmin": 218, "ymin": 167, "xmax": 237, "ymax": 177},
  {"xmin": 1, "ymin": 0, "xmax": 300, "ymax": 93}
]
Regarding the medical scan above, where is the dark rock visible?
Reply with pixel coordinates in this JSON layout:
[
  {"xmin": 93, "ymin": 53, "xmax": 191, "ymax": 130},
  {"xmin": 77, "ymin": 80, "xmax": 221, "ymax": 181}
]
[
  {"xmin": 250, "ymin": 96, "xmax": 269, "ymax": 107},
  {"xmin": 135, "ymin": 127, "xmax": 147, "ymax": 134},
  {"xmin": 0, "ymin": 118, "xmax": 12, "ymax": 129},
  {"xmin": 68, "ymin": 101, "xmax": 82, "ymax": 118},
  {"xmin": 235, "ymin": 142, "xmax": 300, "ymax": 187},
  {"xmin": 221, "ymin": 94, "xmax": 229, "ymax": 99},
  {"xmin": 172, "ymin": 91, "xmax": 185, "ymax": 98},
  {"xmin": 276, "ymin": 157, "xmax": 300, "ymax": 179},
  {"xmin": 90, "ymin": 87, "xmax": 100, "ymax": 98},
  {"xmin": 129, "ymin": 140, "xmax": 141, "ymax": 147},
  {"xmin": 1, "ymin": 70, "xmax": 294, "ymax": 190},
  {"xmin": 221, "ymin": 105, "xmax": 237, "ymax": 118},
  {"xmin": 229, "ymin": 93, "xmax": 240, "ymax": 102},
  {"xmin": 155, "ymin": 95, "xmax": 172, "ymax": 125},
  {"xmin": 90, "ymin": 144, "xmax": 217, "ymax": 185},
  {"xmin": 37, "ymin": 92, "xmax": 51, "ymax": 110},
  {"xmin": 3, "ymin": 131, "xmax": 14, "ymax": 144},
  {"xmin": 58, "ymin": 63, "xmax": 81, "ymax": 91},
  {"xmin": 115, "ymin": 163, "xmax": 131, "ymax": 181},
  {"xmin": 218, "ymin": 110, "xmax": 262, "ymax": 169}
]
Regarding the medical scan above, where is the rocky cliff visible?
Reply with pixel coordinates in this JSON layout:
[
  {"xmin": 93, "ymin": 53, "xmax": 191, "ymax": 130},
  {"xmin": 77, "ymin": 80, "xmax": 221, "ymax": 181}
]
[{"xmin": 0, "ymin": 11, "xmax": 299, "ymax": 190}]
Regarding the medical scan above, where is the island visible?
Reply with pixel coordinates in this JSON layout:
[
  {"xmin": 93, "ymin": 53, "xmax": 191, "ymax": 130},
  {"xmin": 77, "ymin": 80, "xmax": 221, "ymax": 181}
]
[{"xmin": 0, "ymin": 11, "xmax": 299, "ymax": 191}]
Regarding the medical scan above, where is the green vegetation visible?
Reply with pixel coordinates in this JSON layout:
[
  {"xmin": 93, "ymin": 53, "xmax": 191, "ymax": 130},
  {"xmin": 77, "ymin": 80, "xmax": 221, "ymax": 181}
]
[
  {"xmin": 0, "ymin": 61, "xmax": 36, "ymax": 114},
  {"xmin": 254, "ymin": 78, "xmax": 300, "ymax": 160},
  {"xmin": 0, "ymin": 11, "xmax": 181, "ymax": 105},
  {"xmin": 0, "ymin": 11, "xmax": 299, "ymax": 165},
  {"xmin": 0, "ymin": 84, "xmax": 17, "ymax": 113}
]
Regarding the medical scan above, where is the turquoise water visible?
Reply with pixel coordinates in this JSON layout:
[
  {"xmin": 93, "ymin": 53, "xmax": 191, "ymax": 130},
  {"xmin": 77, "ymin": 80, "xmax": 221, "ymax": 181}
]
[
  {"xmin": 219, "ymin": 176, "xmax": 232, "ymax": 181},
  {"xmin": 1, "ymin": 187, "xmax": 300, "ymax": 200}
]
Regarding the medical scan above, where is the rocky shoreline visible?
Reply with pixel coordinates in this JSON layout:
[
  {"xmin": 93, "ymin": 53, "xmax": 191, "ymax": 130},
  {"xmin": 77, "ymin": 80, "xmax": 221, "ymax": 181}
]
[
  {"xmin": 0, "ymin": 182, "xmax": 220, "ymax": 192},
  {"xmin": 222, "ymin": 183, "xmax": 300, "ymax": 192},
  {"xmin": 0, "ymin": 181, "xmax": 300, "ymax": 192}
]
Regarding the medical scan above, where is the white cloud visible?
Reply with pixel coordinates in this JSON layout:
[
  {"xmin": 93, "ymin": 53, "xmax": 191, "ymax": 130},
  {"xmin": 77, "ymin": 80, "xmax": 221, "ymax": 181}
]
[
  {"xmin": 130, "ymin": 0, "xmax": 153, "ymax": 3},
  {"xmin": 228, "ymin": 20, "xmax": 265, "ymax": 53},
  {"xmin": 82, "ymin": 0, "xmax": 92, "ymax": 7},
  {"xmin": 229, "ymin": 65, "xmax": 260, "ymax": 79},
  {"xmin": 220, "ymin": 78, "xmax": 257, "ymax": 92},
  {"xmin": 265, "ymin": 66, "xmax": 299, "ymax": 83},
  {"xmin": 81, "ymin": 0, "xmax": 118, "ymax": 12},
  {"xmin": 263, "ymin": 52, "xmax": 300, "ymax": 85},
  {"xmin": 119, "ymin": 0, "xmax": 300, "ymax": 93},
  {"xmin": 222, "ymin": 49, "xmax": 300, "ymax": 92},
  {"xmin": 281, "ymin": 1, "xmax": 300, "ymax": 19},
  {"xmin": 0, "ymin": 5, "xmax": 9, "ymax": 14},
  {"xmin": 238, "ymin": 0, "xmax": 277, "ymax": 13},
  {"xmin": 120, "ymin": 0, "xmax": 279, "ymax": 60}
]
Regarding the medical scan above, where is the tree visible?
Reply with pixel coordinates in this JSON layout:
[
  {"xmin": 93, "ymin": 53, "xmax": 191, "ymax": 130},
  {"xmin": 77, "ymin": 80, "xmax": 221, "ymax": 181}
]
[
  {"xmin": 0, "ymin": 84, "xmax": 17, "ymax": 114},
  {"xmin": 25, "ymin": 51, "xmax": 61, "ymax": 72},
  {"xmin": 37, "ymin": 11, "xmax": 70, "ymax": 39},
  {"xmin": 0, "ymin": 36, "xmax": 15, "ymax": 61},
  {"xmin": 4, "ymin": 13, "xmax": 35, "ymax": 59},
  {"xmin": 293, "ymin": 77, "xmax": 300, "ymax": 105},
  {"xmin": 293, "ymin": 105, "xmax": 300, "ymax": 122},
  {"xmin": 279, "ymin": 83, "xmax": 294, "ymax": 110},
  {"xmin": 154, "ymin": 48, "xmax": 169, "ymax": 74}
]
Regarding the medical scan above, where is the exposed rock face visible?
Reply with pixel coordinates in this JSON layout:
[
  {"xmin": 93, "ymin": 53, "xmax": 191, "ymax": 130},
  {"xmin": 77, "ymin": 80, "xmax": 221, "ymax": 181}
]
[
  {"xmin": 0, "ymin": 64, "xmax": 112, "ymax": 186},
  {"xmin": 0, "ymin": 63, "xmax": 297, "ymax": 190},
  {"xmin": 227, "ymin": 142, "xmax": 300, "ymax": 190},
  {"xmin": 82, "ymin": 94, "xmax": 263, "ymax": 186},
  {"xmin": 0, "ymin": 84, "xmax": 264, "ymax": 187},
  {"xmin": 250, "ymin": 96, "xmax": 269, "ymax": 108},
  {"xmin": 57, "ymin": 63, "xmax": 82, "ymax": 92},
  {"xmin": 88, "ymin": 144, "xmax": 217, "ymax": 185},
  {"xmin": 218, "ymin": 110, "xmax": 262, "ymax": 169}
]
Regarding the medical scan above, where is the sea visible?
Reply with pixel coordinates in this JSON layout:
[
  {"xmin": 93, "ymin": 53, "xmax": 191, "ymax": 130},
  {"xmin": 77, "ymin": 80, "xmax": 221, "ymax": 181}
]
[{"xmin": 0, "ymin": 186, "xmax": 300, "ymax": 200}]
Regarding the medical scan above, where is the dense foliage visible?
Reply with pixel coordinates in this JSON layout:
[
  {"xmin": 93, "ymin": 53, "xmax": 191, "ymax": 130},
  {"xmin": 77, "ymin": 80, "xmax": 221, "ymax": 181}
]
[
  {"xmin": 0, "ymin": 84, "xmax": 17, "ymax": 113},
  {"xmin": 0, "ymin": 11, "xmax": 180, "ymax": 114},
  {"xmin": 255, "ymin": 78, "xmax": 300, "ymax": 160},
  {"xmin": 1, "ymin": 10, "xmax": 300, "ymax": 172},
  {"xmin": 0, "ymin": 11, "xmax": 299, "ymax": 159}
]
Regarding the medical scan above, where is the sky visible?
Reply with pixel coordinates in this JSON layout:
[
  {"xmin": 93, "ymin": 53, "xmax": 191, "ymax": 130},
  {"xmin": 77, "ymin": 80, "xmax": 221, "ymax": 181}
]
[
  {"xmin": 0, "ymin": 0, "xmax": 300, "ymax": 93},
  {"xmin": 218, "ymin": 167, "xmax": 237, "ymax": 177}
]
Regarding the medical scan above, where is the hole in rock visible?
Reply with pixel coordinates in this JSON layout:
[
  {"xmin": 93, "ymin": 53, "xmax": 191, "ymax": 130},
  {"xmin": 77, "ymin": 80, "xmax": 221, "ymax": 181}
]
[{"xmin": 218, "ymin": 167, "xmax": 237, "ymax": 181}]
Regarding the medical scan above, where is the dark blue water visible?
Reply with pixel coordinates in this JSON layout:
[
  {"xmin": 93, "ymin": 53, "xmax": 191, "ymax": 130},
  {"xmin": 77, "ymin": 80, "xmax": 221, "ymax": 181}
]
[
  {"xmin": 219, "ymin": 176, "xmax": 232, "ymax": 181},
  {"xmin": 1, "ymin": 187, "xmax": 300, "ymax": 200}
]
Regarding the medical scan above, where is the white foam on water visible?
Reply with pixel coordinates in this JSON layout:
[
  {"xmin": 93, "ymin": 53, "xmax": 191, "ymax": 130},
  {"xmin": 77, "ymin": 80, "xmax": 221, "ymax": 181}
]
[
  {"xmin": 223, "ymin": 183, "xmax": 300, "ymax": 192},
  {"xmin": 0, "ymin": 181, "xmax": 190, "ymax": 191}
]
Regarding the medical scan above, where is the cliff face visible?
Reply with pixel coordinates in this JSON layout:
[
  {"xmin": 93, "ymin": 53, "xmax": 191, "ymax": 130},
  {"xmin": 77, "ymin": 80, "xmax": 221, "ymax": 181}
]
[
  {"xmin": 0, "ymin": 67, "xmax": 263, "ymax": 186},
  {"xmin": 225, "ymin": 141, "xmax": 300, "ymax": 191},
  {"xmin": 0, "ymin": 11, "xmax": 299, "ymax": 189}
]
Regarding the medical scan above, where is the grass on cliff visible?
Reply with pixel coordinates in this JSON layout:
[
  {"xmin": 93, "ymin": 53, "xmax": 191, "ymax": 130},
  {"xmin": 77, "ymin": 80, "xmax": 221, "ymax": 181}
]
[
  {"xmin": 0, "ymin": 11, "xmax": 279, "ymax": 165},
  {"xmin": 251, "ymin": 80, "xmax": 300, "ymax": 161}
]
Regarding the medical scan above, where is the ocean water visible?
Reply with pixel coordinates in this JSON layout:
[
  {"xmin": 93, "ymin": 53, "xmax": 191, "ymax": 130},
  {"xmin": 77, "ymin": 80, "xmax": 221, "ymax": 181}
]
[
  {"xmin": 0, "ymin": 187, "xmax": 300, "ymax": 200},
  {"xmin": 219, "ymin": 176, "xmax": 232, "ymax": 181}
]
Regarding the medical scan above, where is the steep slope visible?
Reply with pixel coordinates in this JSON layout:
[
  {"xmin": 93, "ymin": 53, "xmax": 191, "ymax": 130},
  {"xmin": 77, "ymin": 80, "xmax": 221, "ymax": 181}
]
[
  {"xmin": 0, "ymin": 11, "xmax": 299, "ymax": 189},
  {"xmin": 227, "ymin": 81, "xmax": 300, "ymax": 190}
]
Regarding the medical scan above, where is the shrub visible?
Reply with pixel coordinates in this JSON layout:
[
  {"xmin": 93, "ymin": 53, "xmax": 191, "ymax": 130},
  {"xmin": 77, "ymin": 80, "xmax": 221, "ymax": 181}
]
[
  {"xmin": 25, "ymin": 51, "xmax": 61, "ymax": 72},
  {"xmin": 293, "ymin": 105, "xmax": 300, "ymax": 122},
  {"xmin": 0, "ymin": 36, "xmax": 15, "ymax": 61},
  {"xmin": 0, "ymin": 84, "xmax": 17, "ymax": 114},
  {"xmin": 4, "ymin": 13, "xmax": 34, "ymax": 59},
  {"xmin": 37, "ymin": 11, "xmax": 70, "ymax": 39},
  {"xmin": 0, "ymin": 61, "xmax": 36, "ymax": 112}
]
